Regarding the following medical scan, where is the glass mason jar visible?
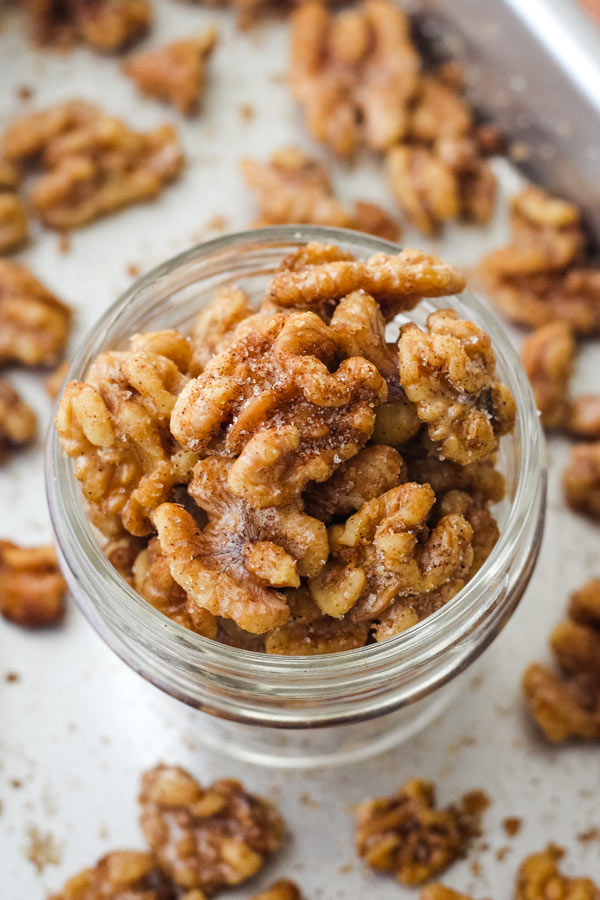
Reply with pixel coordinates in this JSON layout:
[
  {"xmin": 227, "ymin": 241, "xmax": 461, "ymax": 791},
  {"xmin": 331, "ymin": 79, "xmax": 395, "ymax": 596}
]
[{"xmin": 46, "ymin": 226, "xmax": 546, "ymax": 768}]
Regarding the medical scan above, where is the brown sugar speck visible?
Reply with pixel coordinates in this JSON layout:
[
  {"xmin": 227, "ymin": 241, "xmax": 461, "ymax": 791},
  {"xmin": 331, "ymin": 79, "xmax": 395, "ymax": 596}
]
[
  {"xmin": 240, "ymin": 103, "xmax": 255, "ymax": 121},
  {"xmin": 18, "ymin": 86, "xmax": 34, "ymax": 101},
  {"xmin": 11, "ymin": 778, "xmax": 22, "ymax": 788},
  {"xmin": 25, "ymin": 825, "xmax": 62, "ymax": 873},
  {"xmin": 5, "ymin": 671, "xmax": 19, "ymax": 682},
  {"xmin": 338, "ymin": 863, "xmax": 353, "ymax": 875},
  {"xmin": 299, "ymin": 791, "xmax": 319, "ymax": 808},
  {"xmin": 127, "ymin": 263, "xmax": 140, "ymax": 278},
  {"xmin": 578, "ymin": 826, "xmax": 600, "ymax": 843},
  {"xmin": 470, "ymin": 860, "xmax": 482, "ymax": 877},
  {"xmin": 496, "ymin": 845, "xmax": 510, "ymax": 861},
  {"xmin": 461, "ymin": 790, "xmax": 491, "ymax": 818},
  {"xmin": 502, "ymin": 816, "xmax": 522, "ymax": 838},
  {"xmin": 58, "ymin": 233, "xmax": 71, "ymax": 254},
  {"xmin": 205, "ymin": 214, "xmax": 228, "ymax": 232}
]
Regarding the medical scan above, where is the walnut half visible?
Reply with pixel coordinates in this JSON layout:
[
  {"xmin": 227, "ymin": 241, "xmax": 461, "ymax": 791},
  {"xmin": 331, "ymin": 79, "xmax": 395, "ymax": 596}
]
[{"xmin": 0, "ymin": 541, "xmax": 66, "ymax": 628}]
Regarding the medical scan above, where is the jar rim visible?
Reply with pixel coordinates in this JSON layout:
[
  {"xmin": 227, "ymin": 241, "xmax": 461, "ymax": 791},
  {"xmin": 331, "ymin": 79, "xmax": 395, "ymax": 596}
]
[{"xmin": 46, "ymin": 225, "xmax": 546, "ymax": 722}]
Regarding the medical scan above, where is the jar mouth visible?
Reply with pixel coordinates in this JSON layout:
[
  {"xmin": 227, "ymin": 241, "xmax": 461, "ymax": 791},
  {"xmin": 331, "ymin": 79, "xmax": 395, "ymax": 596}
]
[{"xmin": 46, "ymin": 225, "xmax": 545, "ymax": 717}]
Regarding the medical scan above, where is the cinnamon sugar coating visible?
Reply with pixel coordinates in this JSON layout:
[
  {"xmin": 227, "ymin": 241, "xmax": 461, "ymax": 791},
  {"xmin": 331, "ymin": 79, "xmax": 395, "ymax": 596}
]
[
  {"xmin": 2, "ymin": 101, "xmax": 183, "ymax": 229},
  {"xmin": 242, "ymin": 147, "xmax": 399, "ymax": 240},
  {"xmin": 0, "ymin": 260, "xmax": 71, "ymax": 366},
  {"xmin": 355, "ymin": 779, "xmax": 476, "ymax": 885},
  {"xmin": 521, "ymin": 322, "xmax": 575, "ymax": 428},
  {"xmin": 139, "ymin": 764, "xmax": 284, "ymax": 893},
  {"xmin": 0, "ymin": 541, "xmax": 66, "ymax": 628},
  {"xmin": 399, "ymin": 309, "xmax": 515, "ymax": 464},
  {"xmin": 23, "ymin": 0, "xmax": 151, "ymax": 51},
  {"xmin": 48, "ymin": 850, "xmax": 177, "ymax": 900},
  {"xmin": 56, "ymin": 242, "xmax": 512, "ymax": 652},
  {"xmin": 290, "ymin": 0, "xmax": 420, "ymax": 156},
  {"xmin": 479, "ymin": 186, "xmax": 600, "ymax": 333},
  {"xmin": 123, "ymin": 30, "xmax": 218, "ymax": 115},
  {"xmin": 515, "ymin": 846, "xmax": 600, "ymax": 900},
  {"xmin": 0, "ymin": 380, "xmax": 37, "ymax": 459},
  {"xmin": 523, "ymin": 579, "xmax": 600, "ymax": 741}
]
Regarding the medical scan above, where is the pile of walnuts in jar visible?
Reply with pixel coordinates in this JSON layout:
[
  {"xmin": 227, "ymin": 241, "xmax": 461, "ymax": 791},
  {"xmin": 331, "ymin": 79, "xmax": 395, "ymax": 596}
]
[{"xmin": 56, "ymin": 241, "xmax": 516, "ymax": 654}]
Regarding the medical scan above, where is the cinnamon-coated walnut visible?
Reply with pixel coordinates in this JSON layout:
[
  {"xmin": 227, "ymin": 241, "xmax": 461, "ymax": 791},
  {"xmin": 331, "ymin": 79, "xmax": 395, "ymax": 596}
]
[
  {"xmin": 0, "ymin": 192, "xmax": 29, "ymax": 253},
  {"xmin": 563, "ymin": 441, "xmax": 600, "ymax": 519},
  {"xmin": 264, "ymin": 586, "xmax": 370, "ymax": 654},
  {"xmin": 291, "ymin": 0, "xmax": 420, "ymax": 156},
  {"xmin": 435, "ymin": 489, "xmax": 499, "ymax": 576},
  {"xmin": 133, "ymin": 537, "xmax": 218, "ymax": 637},
  {"xmin": 0, "ymin": 156, "xmax": 21, "ymax": 190},
  {"xmin": 3, "ymin": 101, "xmax": 184, "ymax": 229},
  {"xmin": 520, "ymin": 322, "xmax": 575, "ymax": 428},
  {"xmin": 478, "ymin": 186, "xmax": 600, "ymax": 333},
  {"xmin": 171, "ymin": 310, "xmax": 387, "ymax": 508},
  {"xmin": 250, "ymin": 881, "xmax": 303, "ymax": 900},
  {"xmin": 139, "ymin": 764, "xmax": 284, "ymax": 894},
  {"xmin": 309, "ymin": 482, "xmax": 473, "ymax": 621},
  {"xmin": 241, "ymin": 148, "xmax": 400, "ymax": 241},
  {"xmin": 267, "ymin": 246, "xmax": 466, "ymax": 322},
  {"xmin": 399, "ymin": 309, "xmax": 515, "ymax": 464},
  {"xmin": 48, "ymin": 850, "xmax": 177, "ymax": 900},
  {"xmin": 387, "ymin": 144, "xmax": 459, "ymax": 237},
  {"xmin": 566, "ymin": 395, "xmax": 600, "ymax": 439},
  {"xmin": 104, "ymin": 534, "xmax": 146, "ymax": 586},
  {"xmin": 522, "ymin": 579, "xmax": 600, "ymax": 741},
  {"xmin": 0, "ymin": 541, "xmax": 66, "ymax": 627},
  {"xmin": 407, "ymin": 75, "xmax": 472, "ymax": 144},
  {"xmin": 355, "ymin": 779, "xmax": 476, "ymax": 885},
  {"xmin": 304, "ymin": 444, "xmax": 406, "ymax": 521},
  {"xmin": 421, "ymin": 887, "xmax": 488, "ymax": 900},
  {"xmin": 515, "ymin": 846, "xmax": 600, "ymax": 900},
  {"xmin": 404, "ymin": 445, "xmax": 506, "ymax": 504},
  {"xmin": 371, "ymin": 578, "xmax": 465, "ymax": 642},
  {"xmin": 0, "ymin": 380, "xmax": 37, "ymax": 459},
  {"xmin": 123, "ymin": 30, "xmax": 218, "ymax": 115},
  {"xmin": 23, "ymin": 0, "xmax": 151, "ymax": 51},
  {"xmin": 0, "ymin": 260, "xmax": 71, "ymax": 366},
  {"xmin": 153, "ymin": 457, "xmax": 328, "ymax": 633},
  {"xmin": 56, "ymin": 333, "xmax": 195, "ymax": 537},
  {"xmin": 190, "ymin": 286, "xmax": 253, "ymax": 375}
]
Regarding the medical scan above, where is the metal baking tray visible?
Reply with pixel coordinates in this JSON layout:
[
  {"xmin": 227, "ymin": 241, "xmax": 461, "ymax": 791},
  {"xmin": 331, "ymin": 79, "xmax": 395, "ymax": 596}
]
[{"xmin": 1, "ymin": 0, "xmax": 600, "ymax": 896}]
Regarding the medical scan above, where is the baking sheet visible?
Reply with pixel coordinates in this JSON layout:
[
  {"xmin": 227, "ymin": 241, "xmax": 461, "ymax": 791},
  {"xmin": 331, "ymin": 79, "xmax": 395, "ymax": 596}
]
[{"xmin": 1, "ymin": 1, "xmax": 600, "ymax": 895}]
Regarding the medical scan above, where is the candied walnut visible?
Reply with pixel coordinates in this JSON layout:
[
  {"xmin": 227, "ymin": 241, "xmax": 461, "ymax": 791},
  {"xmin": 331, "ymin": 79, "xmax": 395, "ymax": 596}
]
[
  {"xmin": 290, "ymin": 0, "xmax": 420, "ymax": 156},
  {"xmin": 523, "ymin": 579, "xmax": 600, "ymax": 741},
  {"xmin": 563, "ymin": 441, "xmax": 600, "ymax": 519},
  {"xmin": 435, "ymin": 136, "xmax": 497, "ymax": 226},
  {"xmin": 105, "ymin": 534, "xmax": 146, "ymax": 585},
  {"xmin": 309, "ymin": 482, "xmax": 473, "ymax": 621},
  {"xmin": 435, "ymin": 490, "xmax": 499, "ymax": 576},
  {"xmin": 0, "ymin": 156, "xmax": 21, "ymax": 190},
  {"xmin": 123, "ymin": 29, "xmax": 218, "ymax": 115},
  {"xmin": 355, "ymin": 779, "xmax": 476, "ymax": 885},
  {"xmin": 171, "ymin": 310, "xmax": 387, "ymax": 508},
  {"xmin": 3, "ymin": 101, "xmax": 184, "ymax": 229},
  {"xmin": 398, "ymin": 309, "xmax": 515, "ymax": 465},
  {"xmin": 404, "ymin": 445, "xmax": 506, "ymax": 504},
  {"xmin": 153, "ymin": 456, "xmax": 328, "ymax": 633},
  {"xmin": 264, "ymin": 586, "xmax": 369, "ymax": 655},
  {"xmin": 0, "ymin": 541, "xmax": 66, "ymax": 628},
  {"xmin": 267, "ymin": 247, "xmax": 465, "ymax": 322},
  {"xmin": 371, "ymin": 578, "xmax": 465, "ymax": 642},
  {"xmin": 250, "ymin": 880, "xmax": 303, "ymax": 900},
  {"xmin": 0, "ymin": 380, "xmax": 37, "ymax": 459},
  {"xmin": 190, "ymin": 286, "xmax": 254, "ymax": 375},
  {"xmin": 56, "ymin": 335, "xmax": 195, "ymax": 537},
  {"xmin": 305, "ymin": 444, "xmax": 406, "ymax": 521},
  {"xmin": 0, "ymin": 260, "xmax": 71, "ymax": 366},
  {"xmin": 139, "ymin": 764, "xmax": 284, "ymax": 893},
  {"xmin": 520, "ymin": 322, "xmax": 575, "ymax": 428},
  {"xmin": 48, "ymin": 849, "xmax": 176, "ymax": 900},
  {"xmin": 46, "ymin": 359, "xmax": 70, "ymax": 399},
  {"xmin": 421, "ymin": 887, "xmax": 487, "ymax": 900},
  {"xmin": 0, "ymin": 192, "xmax": 29, "ymax": 253},
  {"xmin": 133, "ymin": 537, "xmax": 218, "ymax": 637},
  {"xmin": 241, "ymin": 148, "xmax": 400, "ymax": 241},
  {"xmin": 24, "ymin": 0, "xmax": 151, "ymax": 52},
  {"xmin": 567, "ymin": 395, "xmax": 600, "ymax": 439},
  {"xmin": 515, "ymin": 845, "xmax": 600, "ymax": 900},
  {"xmin": 407, "ymin": 75, "xmax": 472, "ymax": 144},
  {"xmin": 478, "ymin": 186, "xmax": 600, "ymax": 334}
]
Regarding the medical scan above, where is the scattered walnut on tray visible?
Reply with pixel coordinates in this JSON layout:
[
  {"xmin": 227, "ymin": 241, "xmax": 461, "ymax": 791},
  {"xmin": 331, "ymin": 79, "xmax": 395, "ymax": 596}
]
[
  {"xmin": 241, "ymin": 147, "xmax": 400, "ymax": 241},
  {"xmin": 23, "ymin": 0, "xmax": 152, "ymax": 52},
  {"xmin": 0, "ymin": 191, "xmax": 29, "ymax": 254},
  {"xmin": 520, "ymin": 321, "xmax": 575, "ymax": 428},
  {"xmin": 522, "ymin": 579, "xmax": 600, "ymax": 741},
  {"xmin": 139, "ymin": 764, "xmax": 284, "ymax": 894},
  {"xmin": 1, "ymin": 101, "xmax": 184, "ymax": 230},
  {"xmin": 123, "ymin": 29, "xmax": 218, "ymax": 115},
  {"xmin": 563, "ymin": 441, "xmax": 600, "ymax": 519},
  {"xmin": 478, "ymin": 185, "xmax": 600, "ymax": 334},
  {"xmin": 0, "ymin": 379, "xmax": 37, "ymax": 460},
  {"xmin": 515, "ymin": 845, "xmax": 600, "ymax": 900},
  {"xmin": 420, "ymin": 887, "xmax": 488, "ymax": 900},
  {"xmin": 355, "ymin": 779, "xmax": 484, "ymax": 885},
  {"xmin": 0, "ymin": 260, "xmax": 71, "ymax": 367},
  {"xmin": 0, "ymin": 541, "xmax": 66, "ymax": 627},
  {"xmin": 56, "ymin": 241, "xmax": 514, "ymax": 653},
  {"xmin": 47, "ymin": 849, "xmax": 178, "ymax": 900},
  {"xmin": 250, "ymin": 881, "xmax": 303, "ymax": 900}
]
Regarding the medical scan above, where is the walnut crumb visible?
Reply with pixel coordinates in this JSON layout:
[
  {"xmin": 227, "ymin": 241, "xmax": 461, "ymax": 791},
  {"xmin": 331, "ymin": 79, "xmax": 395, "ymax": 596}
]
[
  {"xmin": 516, "ymin": 845, "xmax": 600, "ymax": 899},
  {"xmin": 47, "ymin": 850, "xmax": 176, "ymax": 900},
  {"xmin": 502, "ymin": 816, "xmax": 522, "ymax": 837},
  {"xmin": 25, "ymin": 825, "xmax": 62, "ymax": 874}
]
